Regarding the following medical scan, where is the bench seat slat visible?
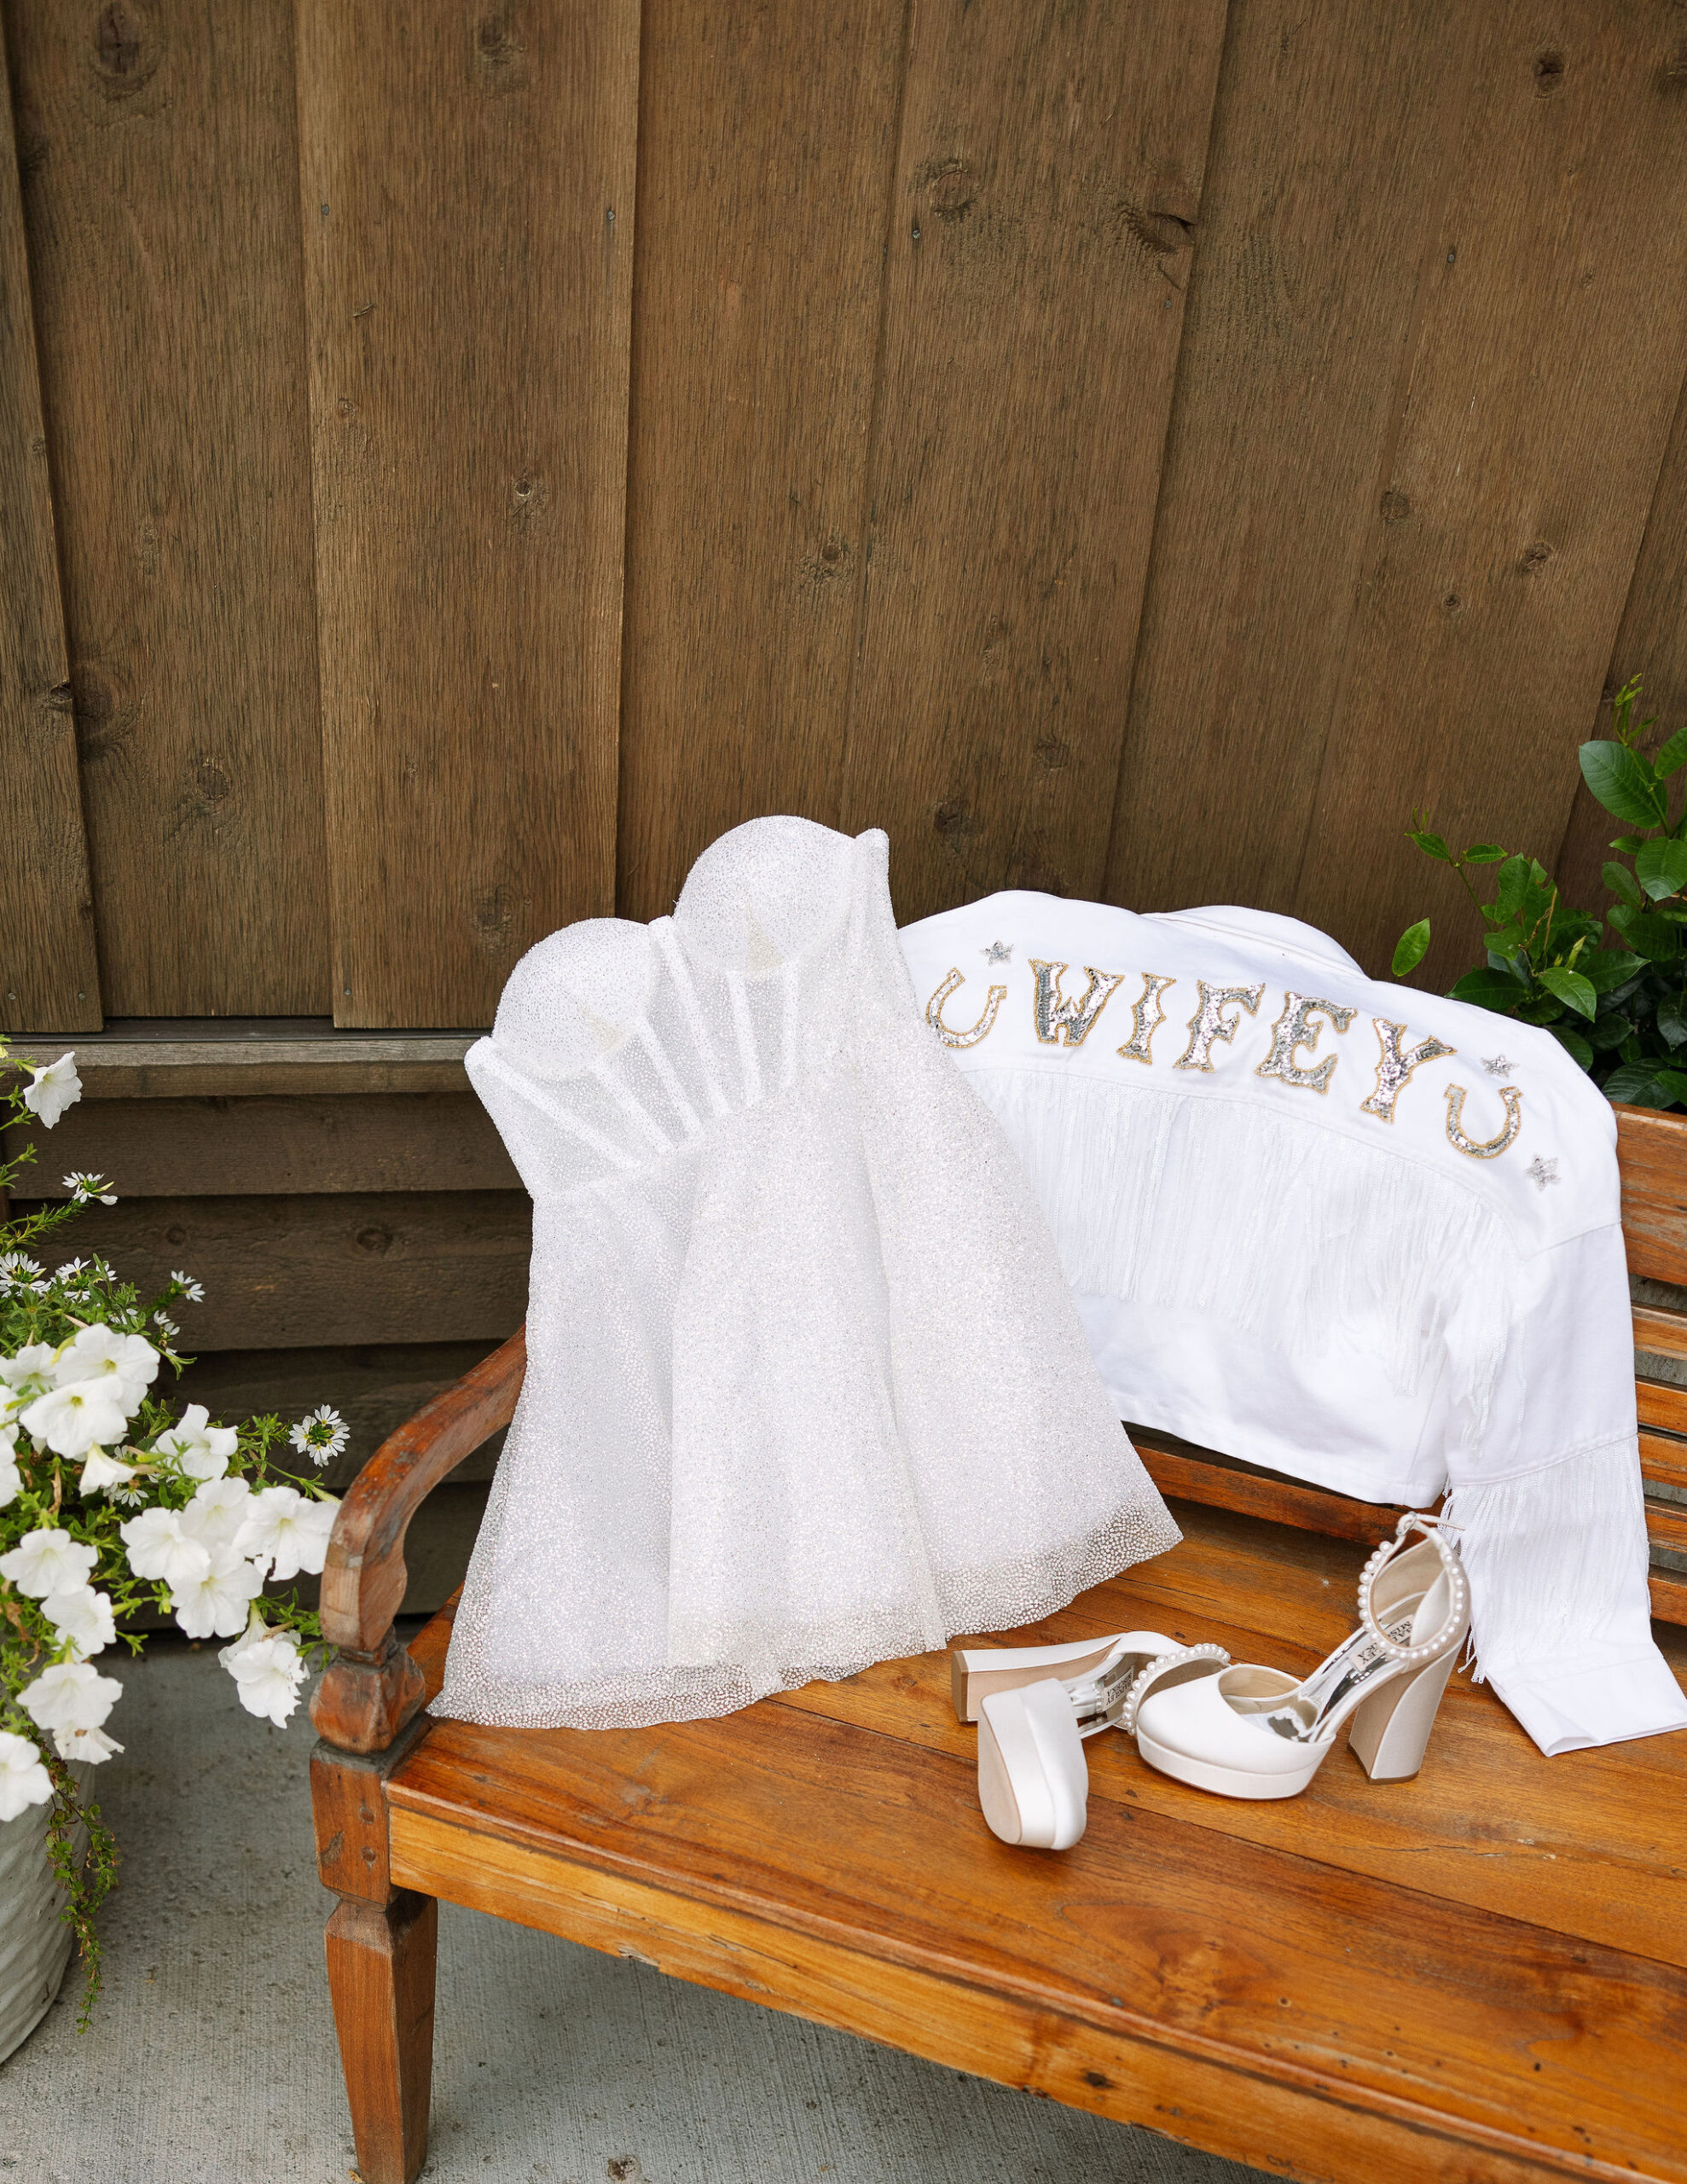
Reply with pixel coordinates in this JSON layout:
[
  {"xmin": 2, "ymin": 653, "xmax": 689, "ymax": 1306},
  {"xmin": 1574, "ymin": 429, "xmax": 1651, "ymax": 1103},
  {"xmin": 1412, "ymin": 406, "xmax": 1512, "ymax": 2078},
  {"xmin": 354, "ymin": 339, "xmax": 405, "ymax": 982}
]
[{"xmin": 393, "ymin": 1511, "xmax": 1687, "ymax": 2184}]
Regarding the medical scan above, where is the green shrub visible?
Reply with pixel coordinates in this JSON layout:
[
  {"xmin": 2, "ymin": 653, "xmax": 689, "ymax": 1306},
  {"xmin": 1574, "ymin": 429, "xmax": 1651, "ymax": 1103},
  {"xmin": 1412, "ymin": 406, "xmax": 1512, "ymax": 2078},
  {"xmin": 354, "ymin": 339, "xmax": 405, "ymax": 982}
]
[{"xmin": 1394, "ymin": 677, "xmax": 1687, "ymax": 1110}]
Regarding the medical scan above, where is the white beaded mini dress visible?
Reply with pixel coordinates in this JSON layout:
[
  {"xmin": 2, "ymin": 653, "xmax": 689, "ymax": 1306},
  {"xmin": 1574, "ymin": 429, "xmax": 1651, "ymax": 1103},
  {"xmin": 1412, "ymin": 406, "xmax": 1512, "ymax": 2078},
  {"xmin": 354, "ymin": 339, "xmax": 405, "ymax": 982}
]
[{"xmin": 432, "ymin": 816, "xmax": 1177, "ymax": 1729}]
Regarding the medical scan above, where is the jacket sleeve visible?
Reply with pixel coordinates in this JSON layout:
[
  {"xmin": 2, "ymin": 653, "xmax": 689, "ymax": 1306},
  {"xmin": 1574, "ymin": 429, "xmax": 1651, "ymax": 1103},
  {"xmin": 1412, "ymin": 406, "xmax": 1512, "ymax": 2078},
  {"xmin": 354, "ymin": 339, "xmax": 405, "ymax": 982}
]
[{"xmin": 1443, "ymin": 1222, "xmax": 1687, "ymax": 1754}]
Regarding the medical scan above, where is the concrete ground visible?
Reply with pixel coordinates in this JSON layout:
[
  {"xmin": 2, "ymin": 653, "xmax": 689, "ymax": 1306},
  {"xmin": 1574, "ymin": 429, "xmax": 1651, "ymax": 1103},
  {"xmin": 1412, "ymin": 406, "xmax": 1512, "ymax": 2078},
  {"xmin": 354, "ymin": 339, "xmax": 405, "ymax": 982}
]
[{"xmin": 3, "ymin": 1636, "xmax": 1272, "ymax": 2184}]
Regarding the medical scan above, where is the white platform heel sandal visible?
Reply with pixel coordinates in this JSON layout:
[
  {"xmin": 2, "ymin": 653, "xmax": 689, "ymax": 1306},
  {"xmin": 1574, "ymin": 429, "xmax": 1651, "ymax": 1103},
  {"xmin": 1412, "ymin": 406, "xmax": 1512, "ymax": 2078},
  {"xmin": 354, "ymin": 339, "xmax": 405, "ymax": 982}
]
[
  {"xmin": 951, "ymin": 1629, "xmax": 1180, "ymax": 1725},
  {"xmin": 960, "ymin": 1631, "xmax": 1230, "ymax": 1850},
  {"xmin": 1130, "ymin": 1513, "xmax": 1470, "ymax": 1802}
]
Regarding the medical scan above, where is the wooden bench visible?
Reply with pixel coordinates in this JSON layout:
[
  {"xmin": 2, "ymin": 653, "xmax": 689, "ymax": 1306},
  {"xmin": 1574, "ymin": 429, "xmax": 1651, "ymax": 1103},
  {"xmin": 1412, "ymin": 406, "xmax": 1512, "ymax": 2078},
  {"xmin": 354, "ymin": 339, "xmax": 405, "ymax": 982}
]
[{"xmin": 310, "ymin": 1106, "xmax": 1687, "ymax": 2184}]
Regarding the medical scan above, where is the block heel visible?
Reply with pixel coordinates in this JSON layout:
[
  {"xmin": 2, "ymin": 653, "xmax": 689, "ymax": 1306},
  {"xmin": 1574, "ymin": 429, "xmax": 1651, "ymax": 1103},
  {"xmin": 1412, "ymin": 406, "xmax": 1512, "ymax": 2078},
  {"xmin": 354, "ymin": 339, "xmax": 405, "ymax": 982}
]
[{"xmin": 1348, "ymin": 1641, "xmax": 1460, "ymax": 1781}]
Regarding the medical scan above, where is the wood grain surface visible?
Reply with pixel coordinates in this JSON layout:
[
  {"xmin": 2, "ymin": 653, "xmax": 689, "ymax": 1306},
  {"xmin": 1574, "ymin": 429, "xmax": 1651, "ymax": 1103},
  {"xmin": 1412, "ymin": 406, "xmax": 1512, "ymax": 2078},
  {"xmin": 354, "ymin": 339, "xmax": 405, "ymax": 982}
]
[
  {"xmin": 613, "ymin": 0, "xmax": 907, "ymax": 921},
  {"xmin": 391, "ymin": 1502, "xmax": 1687, "ymax": 2183},
  {"xmin": 1296, "ymin": 7, "xmax": 1687, "ymax": 986},
  {"xmin": 6, "ymin": 0, "xmax": 328, "ymax": 1017},
  {"xmin": 173, "ymin": 1340, "xmax": 507, "ymax": 1490},
  {"xmin": 0, "ymin": 26, "xmax": 99, "ymax": 1038},
  {"xmin": 3, "ymin": 1092, "xmax": 518, "ymax": 1197},
  {"xmin": 838, "ymin": 0, "xmax": 1229, "ymax": 921},
  {"xmin": 9, "ymin": 1190, "xmax": 529, "ymax": 1349},
  {"xmin": 294, "ymin": 0, "xmax": 637, "ymax": 1024},
  {"xmin": 1617, "ymin": 1104, "xmax": 1687, "ymax": 1286},
  {"xmin": 1106, "ymin": 0, "xmax": 1476, "ymax": 927}
]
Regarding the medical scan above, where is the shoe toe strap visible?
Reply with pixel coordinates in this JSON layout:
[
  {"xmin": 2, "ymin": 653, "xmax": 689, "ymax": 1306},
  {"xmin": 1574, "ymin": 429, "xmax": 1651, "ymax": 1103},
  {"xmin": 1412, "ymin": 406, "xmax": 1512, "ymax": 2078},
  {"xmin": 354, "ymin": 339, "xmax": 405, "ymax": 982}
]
[{"xmin": 1118, "ymin": 1642, "xmax": 1230, "ymax": 1737}]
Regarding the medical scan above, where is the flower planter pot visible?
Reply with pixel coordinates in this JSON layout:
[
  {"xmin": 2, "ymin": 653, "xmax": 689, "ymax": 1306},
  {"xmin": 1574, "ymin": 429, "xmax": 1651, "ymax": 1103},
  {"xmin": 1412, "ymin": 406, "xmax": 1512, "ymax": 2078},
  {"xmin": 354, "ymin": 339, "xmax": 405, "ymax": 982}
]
[{"xmin": 0, "ymin": 1766, "xmax": 89, "ymax": 2064}]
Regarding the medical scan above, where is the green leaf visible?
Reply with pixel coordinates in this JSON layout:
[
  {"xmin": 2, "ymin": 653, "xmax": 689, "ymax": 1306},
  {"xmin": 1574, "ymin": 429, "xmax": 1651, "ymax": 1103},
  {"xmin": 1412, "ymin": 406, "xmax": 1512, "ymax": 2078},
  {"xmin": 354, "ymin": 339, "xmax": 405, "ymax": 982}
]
[
  {"xmin": 1603, "ymin": 1060, "xmax": 1664, "ymax": 1104},
  {"xmin": 1408, "ymin": 828, "xmax": 1452, "ymax": 863},
  {"xmin": 1516, "ymin": 991, "xmax": 1565, "ymax": 1026},
  {"xmin": 1462, "ymin": 844, "xmax": 1508, "ymax": 863},
  {"xmin": 1485, "ymin": 946, "xmax": 1529, "ymax": 980},
  {"xmin": 1494, "ymin": 854, "xmax": 1532, "ymax": 925},
  {"xmin": 1580, "ymin": 739, "xmax": 1668, "ymax": 827},
  {"xmin": 1608, "ymin": 902, "xmax": 1682, "ymax": 962},
  {"xmin": 1658, "ymin": 990, "xmax": 1687, "ymax": 1048},
  {"xmin": 1610, "ymin": 835, "xmax": 1646, "ymax": 853},
  {"xmin": 1588, "ymin": 1012, "xmax": 1632, "ymax": 1052},
  {"xmin": 1579, "ymin": 945, "xmax": 1646, "ymax": 994},
  {"xmin": 1655, "ymin": 1069, "xmax": 1687, "ymax": 1108},
  {"xmin": 1446, "ymin": 968, "xmax": 1528, "ymax": 1014},
  {"xmin": 1391, "ymin": 920, "xmax": 1431, "ymax": 978},
  {"xmin": 1547, "ymin": 1024, "xmax": 1593, "ymax": 1070},
  {"xmin": 1536, "ymin": 965, "xmax": 1597, "ymax": 1019},
  {"xmin": 1603, "ymin": 860, "xmax": 1644, "ymax": 908},
  {"xmin": 1655, "ymin": 724, "xmax": 1687, "ymax": 780},
  {"xmin": 1636, "ymin": 834, "xmax": 1687, "ymax": 900}
]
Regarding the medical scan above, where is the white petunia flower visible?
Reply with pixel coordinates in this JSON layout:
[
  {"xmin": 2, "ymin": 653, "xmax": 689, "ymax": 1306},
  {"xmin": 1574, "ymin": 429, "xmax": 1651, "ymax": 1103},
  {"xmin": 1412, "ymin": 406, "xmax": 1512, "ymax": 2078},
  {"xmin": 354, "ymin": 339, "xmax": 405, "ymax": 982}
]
[
  {"xmin": 20, "ymin": 1659, "xmax": 121, "ymax": 1736},
  {"xmin": 170, "ymin": 1271, "xmax": 206, "ymax": 1304},
  {"xmin": 61, "ymin": 1172, "xmax": 118, "ymax": 1205},
  {"xmin": 20, "ymin": 1377, "xmax": 131, "ymax": 1459},
  {"xmin": 52, "ymin": 1323, "xmax": 159, "ymax": 1410},
  {"xmin": 233, "ymin": 1486, "xmax": 339, "ymax": 1583},
  {"xmin": 43, "ymin": 1585, "xmax": 116, "ymax": 1661},
  {"xmin": 152, "ymin": 1403, "xmax": 239, "ymax": 1482},
  {"xmin": 0, "ymin": 1729, "xmax": 53, "ymax": 1821},
  {"xmin": 0, "ymin": 1343, "xmax": 55, "ymax": 1413},
  {"xmin": 22, "ymin": 1053, "xmax": 81, "ymax": 1129},
  {"xmin": 79, "ymin": 1446, "xmax": 138, "ymax": 1496},
  {"xmin": 169, "ymin": 1546, "xmax": 263, "ymax": 1641},
  {"xmin": 288, "ymin": 1404, "xmax": 350, "ymax": 1469},
  {"xmin": 52, "ymin": 1724, "xmax": 123, "ymax": 1764},
  {"xmin": 0, "ymin": 1421, "xmax": 20, "ymax": 1511},
  {"xmin": 0, "ymin": 1526, "xmax": 98, "ymax": 1598},
  {"xmin": 119, "ymin": 1507, "xmax": 211, "ymax": 1590},
  {"xmin": 223, "ymin": 1629, "xmax": 308, "ymax": 1728},
  {"xmin": 178, "ymin": 1477, "xmax": 251, "ymax": 1554}
]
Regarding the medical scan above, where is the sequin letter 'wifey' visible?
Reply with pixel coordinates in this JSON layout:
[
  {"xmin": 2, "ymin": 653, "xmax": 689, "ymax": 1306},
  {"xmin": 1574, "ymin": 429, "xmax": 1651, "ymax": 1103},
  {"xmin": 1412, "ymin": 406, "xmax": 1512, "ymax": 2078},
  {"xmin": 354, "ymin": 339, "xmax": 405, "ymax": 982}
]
[
  {"xmin": 1362, "ymin": 1019, "xmax": 1456, "ymax": 1124},
  {"xmin": 1116, "ymin": 973, "xmax": 1175, "ymax": 1065},
  {"xmin": 1174, "ymin": 982, "xmax": 1266, "ymax": 1072},
  {"xmin": 1029, "ymin": 961, "xmax": 1126, "ymax": 1048},
  {"xmin": 1255, "ymin": 992, "xmax": 1355, "ymax": 1094}
]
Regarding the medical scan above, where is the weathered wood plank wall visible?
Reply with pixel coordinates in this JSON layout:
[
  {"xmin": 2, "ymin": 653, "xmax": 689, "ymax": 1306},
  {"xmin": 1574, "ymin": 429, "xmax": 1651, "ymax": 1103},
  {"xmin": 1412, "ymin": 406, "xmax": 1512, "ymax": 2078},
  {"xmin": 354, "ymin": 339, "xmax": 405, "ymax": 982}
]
[
  {"xmin": 6, "ymin": 0, "xmax": 329, "ymax": 1019},
  {"xmin": 7, "ymin": 3, "xmax": 1687, "ymax": 1028}
]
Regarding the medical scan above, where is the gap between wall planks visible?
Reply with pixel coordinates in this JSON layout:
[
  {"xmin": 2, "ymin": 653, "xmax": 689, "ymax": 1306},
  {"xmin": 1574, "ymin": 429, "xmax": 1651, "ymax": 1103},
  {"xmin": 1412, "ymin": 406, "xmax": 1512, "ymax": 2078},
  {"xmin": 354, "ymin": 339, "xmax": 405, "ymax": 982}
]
[
  {"xmin": 613, "ymin": 0, "xmax": 911, "ymax": 923},
  {"xmin": 0, "ymin": 21, "xmax": 98, "ymax": 1038},
  {"xmin": 1292, "ymin": 6, "xmax": 1687, "ymax": 991},
  {"xmin": 1553, "ymin": 366, "xmax": 1687, "ymax": 925},
  {"xmin": 838, "ymin": 0, "xmax": 1230, "ymax": 922},
  {"xmin": 4, "ymin": 0, "xmax": 329, "ymax": 1019},
  {"xmin": 295, "ymin": 0, "xmax": 638, "ymax": 1025}
]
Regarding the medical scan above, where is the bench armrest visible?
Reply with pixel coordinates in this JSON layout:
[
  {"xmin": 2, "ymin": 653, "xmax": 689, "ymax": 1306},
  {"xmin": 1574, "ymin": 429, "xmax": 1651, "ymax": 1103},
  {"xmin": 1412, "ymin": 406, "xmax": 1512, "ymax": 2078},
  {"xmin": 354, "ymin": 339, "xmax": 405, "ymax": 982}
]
[{"xmin": 310, "ymin": 1327, "xmax": 527, "ymax": 1755}]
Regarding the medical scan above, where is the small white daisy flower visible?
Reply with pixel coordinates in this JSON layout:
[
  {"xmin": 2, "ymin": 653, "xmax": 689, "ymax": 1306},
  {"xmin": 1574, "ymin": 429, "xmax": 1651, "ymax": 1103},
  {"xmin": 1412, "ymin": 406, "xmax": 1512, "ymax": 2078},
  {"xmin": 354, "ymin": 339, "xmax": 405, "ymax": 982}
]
[
  {"xmin": 153, "ymin": 1313, "xmax": 180, "ymax": 1342},
  {"xmin": 61, "ymin": 1172, "xmax": 118, "ymax": 1205},
  {"xmin": 288, "ymin": 1404, "xmax": 350, "ymax": 1469},
  {"xmin": 170, "ymin": 1271, "xmax": 206, "ymax": 1304}
]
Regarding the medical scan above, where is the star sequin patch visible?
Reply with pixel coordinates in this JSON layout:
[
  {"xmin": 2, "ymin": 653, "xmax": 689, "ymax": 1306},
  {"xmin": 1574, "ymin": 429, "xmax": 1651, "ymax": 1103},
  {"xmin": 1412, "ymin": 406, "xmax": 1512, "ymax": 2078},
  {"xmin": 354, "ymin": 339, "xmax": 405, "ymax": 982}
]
[
  {"xmin": 1482, "ymin": 1054, "xmax": 1516, "ymax": 1077},
  {"xmin": 981, "ymin": 941, "xmax": 1012, "ymax": 965},
  {"xmin": 1527, "ymin": 1156, "xmax": 1560, "ymax": 1191}
]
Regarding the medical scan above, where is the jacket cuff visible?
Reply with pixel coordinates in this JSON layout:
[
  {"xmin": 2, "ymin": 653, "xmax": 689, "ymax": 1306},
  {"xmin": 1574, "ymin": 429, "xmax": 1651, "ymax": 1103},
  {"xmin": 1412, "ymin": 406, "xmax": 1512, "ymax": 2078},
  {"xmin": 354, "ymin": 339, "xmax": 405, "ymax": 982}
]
[{"xmin": 1487, "ymin": 1642, "xmax": 1687, "ymax": 1756}]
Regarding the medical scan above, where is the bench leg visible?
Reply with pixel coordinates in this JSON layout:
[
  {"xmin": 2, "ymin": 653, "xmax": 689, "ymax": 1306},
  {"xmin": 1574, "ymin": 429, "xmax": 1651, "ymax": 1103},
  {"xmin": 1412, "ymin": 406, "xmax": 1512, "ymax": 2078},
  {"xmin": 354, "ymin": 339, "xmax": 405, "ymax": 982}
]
[{"xmin": 326, "ymin": 1889, "xmax": 438, "ymax": 2184}]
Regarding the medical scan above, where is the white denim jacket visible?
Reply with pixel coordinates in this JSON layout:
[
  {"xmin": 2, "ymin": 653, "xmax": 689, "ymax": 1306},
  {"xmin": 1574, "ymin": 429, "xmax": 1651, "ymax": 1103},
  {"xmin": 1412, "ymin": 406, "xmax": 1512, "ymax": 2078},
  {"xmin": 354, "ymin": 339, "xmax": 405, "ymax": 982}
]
[{"xmin": 901, "ymin": 892, "xmax": 1687, "ymax": 1757}]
